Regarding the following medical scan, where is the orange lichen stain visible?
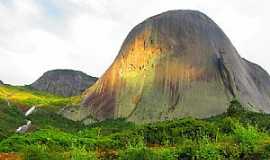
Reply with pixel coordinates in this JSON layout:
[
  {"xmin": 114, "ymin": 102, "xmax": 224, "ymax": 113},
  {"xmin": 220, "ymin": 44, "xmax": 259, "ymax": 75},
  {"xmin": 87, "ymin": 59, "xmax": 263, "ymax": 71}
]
[
  {"xmin": 119, "ymin": 30, "xmax": 162, "ymax": 74},
  {"xmin": 89, "ymin": 29, "xmax": 165, "ymax": 94},
  {"xmin": 83, "ymin": 28, "xmax": 170, "ymax": 118},
  {"xmin": 0, "ymin": 153, "xmax": 21, "ymax": 160}
]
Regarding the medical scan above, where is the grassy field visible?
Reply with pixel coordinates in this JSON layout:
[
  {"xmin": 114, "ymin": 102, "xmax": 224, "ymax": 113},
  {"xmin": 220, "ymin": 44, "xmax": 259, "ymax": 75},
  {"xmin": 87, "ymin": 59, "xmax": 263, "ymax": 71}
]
[
  {"xmin": 0, "ymin": 85, "xmax": 81, "ymax": 109},
  {"xmin": 0, "ymin": 100, "xmax": 270, "ymax": 159}
]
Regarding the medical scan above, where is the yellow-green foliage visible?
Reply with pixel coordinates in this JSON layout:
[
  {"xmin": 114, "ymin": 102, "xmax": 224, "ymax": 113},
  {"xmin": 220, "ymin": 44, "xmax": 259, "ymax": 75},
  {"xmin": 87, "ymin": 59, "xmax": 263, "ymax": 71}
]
[{"xmin": 0, "ymin": 85, "xmax": 81, "ymax": 108}]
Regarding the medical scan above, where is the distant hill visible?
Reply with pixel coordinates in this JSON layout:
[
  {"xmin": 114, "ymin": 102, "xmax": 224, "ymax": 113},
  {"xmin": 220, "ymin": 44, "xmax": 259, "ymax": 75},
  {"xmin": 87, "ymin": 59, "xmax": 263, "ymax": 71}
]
[
  {"xmin": 31, "ymin": 69, "xmax": 97, "ymax": 97},
  {"xmin": 82, "ymin": 10, "xmax": 270, "ymax": 123}
]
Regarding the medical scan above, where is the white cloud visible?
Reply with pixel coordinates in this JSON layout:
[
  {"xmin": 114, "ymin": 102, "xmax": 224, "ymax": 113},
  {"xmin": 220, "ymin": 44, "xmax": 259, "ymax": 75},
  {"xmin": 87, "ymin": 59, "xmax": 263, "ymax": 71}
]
[{"xmin": 0, "ymin": 0, "xmax": 270, "ymax": 85}]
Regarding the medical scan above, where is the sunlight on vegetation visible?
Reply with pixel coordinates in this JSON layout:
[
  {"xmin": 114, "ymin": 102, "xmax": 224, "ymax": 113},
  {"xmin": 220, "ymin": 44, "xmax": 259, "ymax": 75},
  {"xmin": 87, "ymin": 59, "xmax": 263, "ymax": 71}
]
[{"xmin": 0, "ymin": 85, "xmax": 81, "ymax": 109}]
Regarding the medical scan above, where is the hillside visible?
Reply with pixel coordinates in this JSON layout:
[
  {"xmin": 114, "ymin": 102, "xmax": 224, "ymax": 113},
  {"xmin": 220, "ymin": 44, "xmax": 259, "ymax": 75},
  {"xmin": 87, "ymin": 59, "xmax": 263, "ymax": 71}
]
[
  {"xmin": 0, "ymin": 99, "xmax": 82, "ymax": 141},
  {"xmin": 31, "ymin": 69, "xmax": 98, "ymax": 97},
  {"xmin": 1, "ymin": 100, "xmax": 270, "ymax": 159},
  {"xmin": 0, "ymin": 85, "xmax": 83, "ymax": 141},
  {"xmin": 0, "ymin": 85, "xmax": 80, "ymax": 109},
  {"xmin": 0, "ymin": 99, "xmax": 25, "ymax": 140},
  {"xmin": 82, "ymin": 10, "xmax": 270, "ymax": 123}
]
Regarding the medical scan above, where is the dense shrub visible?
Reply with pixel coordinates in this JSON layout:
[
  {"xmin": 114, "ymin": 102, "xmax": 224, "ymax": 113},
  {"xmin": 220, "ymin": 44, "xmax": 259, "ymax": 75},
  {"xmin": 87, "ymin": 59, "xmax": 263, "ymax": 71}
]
[
  {"xmin": 22, "ymin": 144, "xmax": 65, "ymax": 160},
  {"xmin": 143, "ymin": 118, "xmax": 218, "ymax": 145},
  {"xmin": 226, "ymin": 99, "xmax": 246, "ymax": 116},
  {"xmin": 68, "ymin": 147, "xmax": 97, "ymax": 160},
  {"xmin": 118, "ymin": 147, "xmax": 175, "ymax": 160},
  {"xmin": 110, "ymin": 130, "xmax": 144, "ymax": 149},
  {"xmin": 28, "ymin": 109, "xmax": 84, "ymax": 132},
  {"xmin": 215, "ymin": 117, "xmax": 237, "ymax": 134},
  {"xmin": 0, "ymin": 99, "xmax": 25, "ymax": 140},
  {"xmin": 193, "ymin": 139, "xmax": 221, "ymax": 160},
  {"xmin": 237, "ymin": 112, "xmax": 270, "ymax": 132},
  {"xmin": 233, "ymin": 123, "xmax": 263, "ymax": 157},
  {"xmin": 219, "ymin": 142, "xmax": 241, "ymax": 159}
]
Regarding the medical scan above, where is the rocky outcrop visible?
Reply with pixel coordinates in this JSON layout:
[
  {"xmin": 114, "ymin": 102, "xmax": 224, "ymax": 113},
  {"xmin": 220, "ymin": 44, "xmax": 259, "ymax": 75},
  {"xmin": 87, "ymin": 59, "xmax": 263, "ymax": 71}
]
[
  {"xmin": 31, "ymin": 69, "xmax": 97, "ymax": 97},
  {"xmin": 0, "ymin": 80, "xmax": 3, "ymax": 85},
  {"xmin": 58, "ymin": 106, "xmax": 96, "ymax": 125},
  {"xmin": 82, "ymin": 10, "xmax": 270, "ymax": 123}
]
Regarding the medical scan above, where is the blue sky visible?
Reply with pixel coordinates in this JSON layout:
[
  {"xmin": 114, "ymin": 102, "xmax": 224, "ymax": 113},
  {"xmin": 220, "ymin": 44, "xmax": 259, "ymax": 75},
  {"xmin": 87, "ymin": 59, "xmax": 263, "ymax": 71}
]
[
  {"xmin": 0, "ymin": 0, "xmax": 270, "ymax": 85},
  {"xmin": 36, "ymin": 0, "xmax": 62, "ymax": 17}
]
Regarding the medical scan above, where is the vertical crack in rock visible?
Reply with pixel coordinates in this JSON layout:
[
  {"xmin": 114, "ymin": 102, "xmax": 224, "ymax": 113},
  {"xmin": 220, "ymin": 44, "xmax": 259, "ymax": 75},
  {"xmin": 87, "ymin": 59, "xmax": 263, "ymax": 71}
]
[{"xmin": 217, "ymin": 49, "xmax": 236, "ymax": 97}]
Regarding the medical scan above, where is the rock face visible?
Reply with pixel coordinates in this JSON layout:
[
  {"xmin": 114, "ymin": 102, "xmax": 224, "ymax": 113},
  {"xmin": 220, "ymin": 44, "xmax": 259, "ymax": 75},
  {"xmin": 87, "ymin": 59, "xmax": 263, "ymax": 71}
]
[
  {"xmin": 242, "ymin": 58, "xmax": 270, "ymax": 107},
  {"xmin": 31, "ymin": 69, "xmax": 97, "ymax": 97},
  {"xmin": 82, "ymin": 10, "xmax": 270, "ymax": 123},
  {"xmin": 0, "ymin": 80, "xmax": 3, "ymax": 85}
]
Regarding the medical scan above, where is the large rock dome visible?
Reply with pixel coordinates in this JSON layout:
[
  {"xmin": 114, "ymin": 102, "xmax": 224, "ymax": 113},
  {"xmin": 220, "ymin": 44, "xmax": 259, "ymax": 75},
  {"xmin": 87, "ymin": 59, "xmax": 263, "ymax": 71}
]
[{"xmin": 82, "ymin": 10, "xmax": 270, "ymax": 123}]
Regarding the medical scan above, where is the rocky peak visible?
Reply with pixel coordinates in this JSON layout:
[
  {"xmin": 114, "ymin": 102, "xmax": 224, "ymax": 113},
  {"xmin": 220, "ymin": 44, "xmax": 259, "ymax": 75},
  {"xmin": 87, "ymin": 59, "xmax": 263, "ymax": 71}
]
[{"xmin": 31, "ymin": 69, "xmax": 97, "ymax": 97}]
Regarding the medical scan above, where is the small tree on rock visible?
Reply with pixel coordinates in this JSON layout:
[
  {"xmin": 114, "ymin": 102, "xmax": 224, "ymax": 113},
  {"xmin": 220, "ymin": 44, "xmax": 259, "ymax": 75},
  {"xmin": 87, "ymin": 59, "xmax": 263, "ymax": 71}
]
[{"xmin": 227, "ymin": 99, "xmax": 246, "ymax": 116}]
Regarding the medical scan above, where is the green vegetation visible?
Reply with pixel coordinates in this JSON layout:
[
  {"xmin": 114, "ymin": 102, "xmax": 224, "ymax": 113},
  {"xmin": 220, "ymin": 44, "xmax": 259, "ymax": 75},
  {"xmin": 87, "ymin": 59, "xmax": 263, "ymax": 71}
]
[
  {"xmin": 0, "ymin": 98, "xmax": 83, "ymax": 141},
  {"xmin": 0, "ymin": 85, "xmax": 82, "ymax": 141},
  {"xmin": 0, "ymin": 85, "xmax": 81, "ymax": 109},
  {"xmin": 0, "ymin": 99, "xmax": 25, "ymax": 140},
  {"xmin": 1, "ymin": 99, "xmax": 270, "ymax": 159}
]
